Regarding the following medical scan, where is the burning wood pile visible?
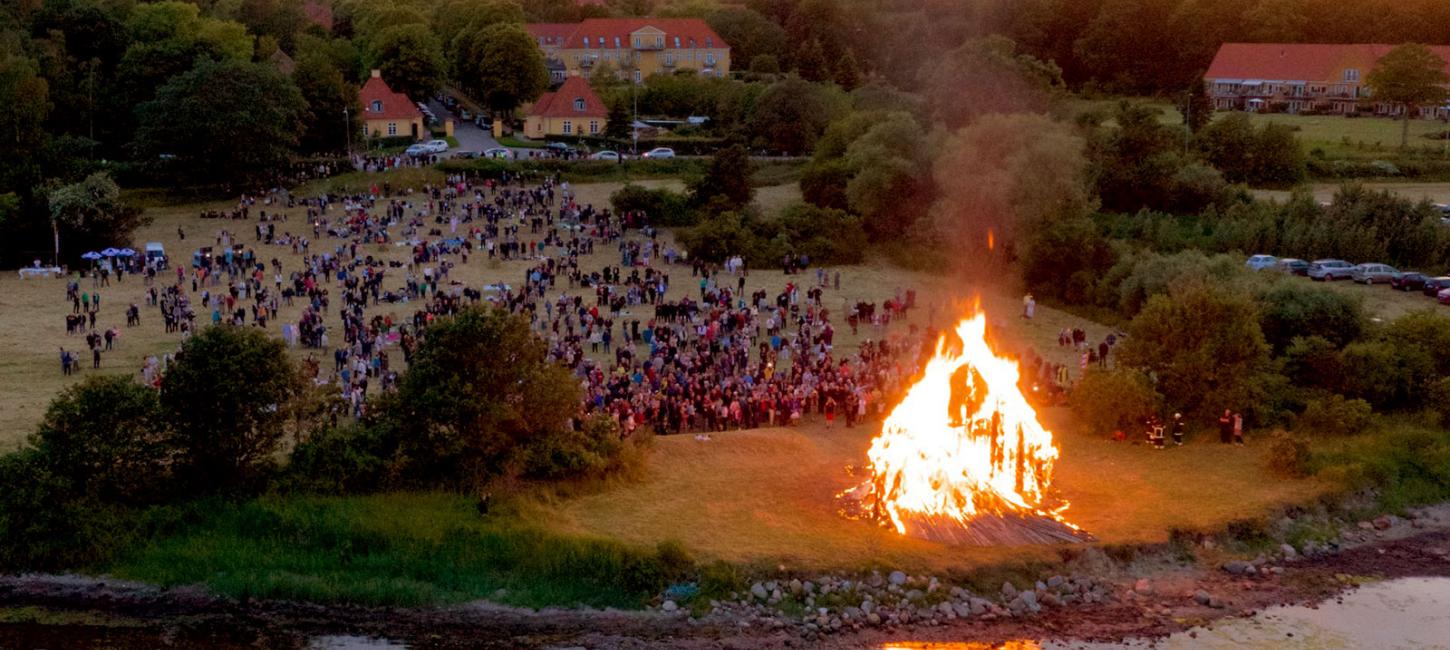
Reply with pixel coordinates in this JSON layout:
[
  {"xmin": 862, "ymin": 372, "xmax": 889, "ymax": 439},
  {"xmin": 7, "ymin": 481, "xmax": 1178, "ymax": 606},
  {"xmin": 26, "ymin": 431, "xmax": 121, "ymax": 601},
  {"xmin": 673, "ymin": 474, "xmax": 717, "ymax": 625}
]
[{"xmin": 839, "ymin": 314, "xmax": 1091, "ymax": 546}]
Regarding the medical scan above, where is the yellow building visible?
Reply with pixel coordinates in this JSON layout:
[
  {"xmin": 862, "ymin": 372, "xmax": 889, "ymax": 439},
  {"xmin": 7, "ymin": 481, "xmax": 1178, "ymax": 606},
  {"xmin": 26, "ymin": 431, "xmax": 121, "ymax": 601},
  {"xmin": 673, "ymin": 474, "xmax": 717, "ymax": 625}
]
[
  {"xmin": 359, "ymin": 70, "xmax": 424, "ymax": 141},
  {"xmin": 526, "ymin": 18, "xmax": 731, "ymax": 82},
  {"xmin": 524, "ymin": 76, "xmax": 608, "ymax": 138}
]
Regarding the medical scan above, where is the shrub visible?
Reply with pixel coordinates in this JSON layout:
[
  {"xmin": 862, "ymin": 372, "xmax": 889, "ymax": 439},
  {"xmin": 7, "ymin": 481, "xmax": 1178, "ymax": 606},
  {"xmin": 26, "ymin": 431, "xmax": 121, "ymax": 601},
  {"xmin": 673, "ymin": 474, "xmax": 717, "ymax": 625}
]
[
  {"xmin": 0, "ymin": 450, "xmax": 137, "ymax": 571},
  {"xmin": 1265, "ymin": 431, "xmax": 1312, "ymax": 478},
  {"xmin": 1296, "ymin": 395, "xmax": 1374, "ymax": 436},
  {"xmin": 1257, "ymin": 283, "xmax": 1366, "ymax": 352},
  {"xmin": 1069, "ymin": 368, "xmax": 1159, "ymax": 436},
  {"xmin": 161, "ymin": 326, "xmax": 304, "ymax": 494},
  {"xmin": 609, "ymin": 184, "xmax": 694, "ymax": 226},
  {"xmin": 284, "ymin": 423, "xmax": 395, "ymax": 495},
  {"xmin": 30, "ymin": 375, "xmax": 175, "ymax": 505},
  {"xmin": 521, "ymin": 415, "xmax": 629, "ymax": 480}
]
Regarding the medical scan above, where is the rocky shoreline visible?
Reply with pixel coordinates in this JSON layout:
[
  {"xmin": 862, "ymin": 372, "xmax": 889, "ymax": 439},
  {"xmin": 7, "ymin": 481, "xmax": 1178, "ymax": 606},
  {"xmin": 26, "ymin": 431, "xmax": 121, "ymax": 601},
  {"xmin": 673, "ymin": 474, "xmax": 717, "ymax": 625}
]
[{"xmin": 1, "ymin": 503, "xmax": 1448, "ymax": 649}]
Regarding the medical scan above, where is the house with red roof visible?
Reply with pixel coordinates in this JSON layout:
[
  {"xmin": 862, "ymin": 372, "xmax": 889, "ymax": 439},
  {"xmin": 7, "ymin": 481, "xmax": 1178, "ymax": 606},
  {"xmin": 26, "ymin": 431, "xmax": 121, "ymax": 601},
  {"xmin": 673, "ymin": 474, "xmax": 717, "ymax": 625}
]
[
  {"xmin": 525, "ymin": 18, "xmax": 730, "ymax": 83},
  {"xmin": 524, "ymin": 76, "xmax": 608, "ymax": 138},
  {"xmin": 303, "ymin": 1, "xmax": 333, "ymax": 32},
  {"xmin": 359, "ymin": 70, "xmax": 424, "ymax": 141},
  {"xmin": 1205, "ymin": 43, "xmax": 1450, "ymax": 117}
]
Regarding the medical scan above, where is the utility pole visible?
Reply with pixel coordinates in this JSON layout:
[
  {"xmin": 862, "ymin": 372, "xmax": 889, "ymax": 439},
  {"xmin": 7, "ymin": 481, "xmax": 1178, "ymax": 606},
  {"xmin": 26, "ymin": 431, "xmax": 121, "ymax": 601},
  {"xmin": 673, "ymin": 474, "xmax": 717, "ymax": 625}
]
[
  {"xmin": 343, "ymin": 107, "xmax": 351, "ymax": 156},
  {"xmin": 631, "ymin": 73, "xmax": 639, "ymax": 156}
]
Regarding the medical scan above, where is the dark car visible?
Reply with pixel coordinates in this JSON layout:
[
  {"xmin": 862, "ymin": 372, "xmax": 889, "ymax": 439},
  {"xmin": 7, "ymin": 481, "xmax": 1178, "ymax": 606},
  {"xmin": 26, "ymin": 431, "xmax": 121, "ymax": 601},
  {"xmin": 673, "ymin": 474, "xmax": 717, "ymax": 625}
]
[
  {"xmin": 1423, "ymin": 277, "xmax": 1450, "ymax": 297},
  {"xmin": 1277, "ymin": 258, "xmax": 1310, "ymax": 276},
  {"xmin": 1391, "ymin": 272, "xmax": 1428, "ymax": 291}
]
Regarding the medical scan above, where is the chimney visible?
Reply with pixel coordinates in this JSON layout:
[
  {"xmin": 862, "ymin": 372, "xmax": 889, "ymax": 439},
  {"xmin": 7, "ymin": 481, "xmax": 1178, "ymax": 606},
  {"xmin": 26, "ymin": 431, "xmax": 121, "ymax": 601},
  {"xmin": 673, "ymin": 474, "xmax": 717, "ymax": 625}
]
[{"xmin": 371, "ymin": 69, "xmax": 381, "ymax": 78}]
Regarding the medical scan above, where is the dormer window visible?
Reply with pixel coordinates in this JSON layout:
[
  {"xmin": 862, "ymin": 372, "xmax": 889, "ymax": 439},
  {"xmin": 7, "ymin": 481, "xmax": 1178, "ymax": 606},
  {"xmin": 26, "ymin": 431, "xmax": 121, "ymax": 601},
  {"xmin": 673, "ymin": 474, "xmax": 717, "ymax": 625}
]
[
  {"xmin": 584, "ymin": 37, "xmax": 591, "ymax": 48},
  {"xmin": 656, "ymin": 36, "xmax": 663, "ymax": 47},
  {"xmin": 370, "ymin": 100, "xmax": 382, "ymax": 112},
  {"xmin": 574, "ymin": 98, "xmax": 585, "ymax": 111},
  {"xmin": 674, "ymin": 37, "xmax": 681, "ymax": 48},
  {"xmin": 614, "ymin": 37, "xmax": 621, "ymax": 48},
  {"xmin": 706, "ymin": 38, "xmax": 713, "ymax": 48},
  {"xmin": 1345, "ymin": 68, "xmax": 1360, "ymax": 82}
]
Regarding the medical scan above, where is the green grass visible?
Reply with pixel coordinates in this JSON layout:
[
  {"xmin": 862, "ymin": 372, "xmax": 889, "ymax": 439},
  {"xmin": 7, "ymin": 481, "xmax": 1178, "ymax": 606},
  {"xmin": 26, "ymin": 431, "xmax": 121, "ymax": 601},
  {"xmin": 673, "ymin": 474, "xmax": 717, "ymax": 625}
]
[
  {"xmin": 1308, "ymin": 422, "xmax": 1450, "ymax": 513},
  {"xmin": 497, "ymin": 135, "xmax": 545, "ymax": 149},
  {"xmin": 107, "ymin": 492, "xmax": 688, "ymax": 609}
]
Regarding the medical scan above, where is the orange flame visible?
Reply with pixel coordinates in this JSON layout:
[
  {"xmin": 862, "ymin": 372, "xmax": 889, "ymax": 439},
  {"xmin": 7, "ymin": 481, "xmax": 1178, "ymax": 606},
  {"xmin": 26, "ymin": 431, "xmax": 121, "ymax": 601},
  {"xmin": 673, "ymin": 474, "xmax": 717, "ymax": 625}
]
[{"xmin": 862, "ymin": 313, "xmax": 1071, "ymax": 536}]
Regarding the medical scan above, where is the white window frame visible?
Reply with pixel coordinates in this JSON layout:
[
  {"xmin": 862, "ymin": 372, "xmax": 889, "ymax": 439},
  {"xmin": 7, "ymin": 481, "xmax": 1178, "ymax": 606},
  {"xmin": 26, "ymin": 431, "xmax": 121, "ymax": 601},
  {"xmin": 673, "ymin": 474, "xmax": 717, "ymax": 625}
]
[
  {"xmin": 387, "ymin": 122, "xmax": 397, "ymax": 136},
  {"xmin": 589, "ymin": 120, "xmax": 599, "ymax": 134},
  {"xmin": 563, "ymin": 120, "xmax": 573, "ymax": 134},
  {"xmin": 370, "ymin": 100, "xmax": 382, "ymax": 112}
]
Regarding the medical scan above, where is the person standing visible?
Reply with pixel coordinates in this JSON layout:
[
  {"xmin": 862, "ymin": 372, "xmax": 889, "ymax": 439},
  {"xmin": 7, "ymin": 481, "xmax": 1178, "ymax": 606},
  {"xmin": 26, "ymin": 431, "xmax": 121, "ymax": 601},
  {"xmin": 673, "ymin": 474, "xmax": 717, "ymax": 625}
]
[
  {"xmin": 1233, "ymin": 412, "xmax": 1244, "ymax": 445},
  {"xmin": 1171, "ymin": 413, "xmax": 1185, "ymax": 446},
  {"xmin": 1218, "ymin": 409, "xmax": 1233, "ymax": 444}
]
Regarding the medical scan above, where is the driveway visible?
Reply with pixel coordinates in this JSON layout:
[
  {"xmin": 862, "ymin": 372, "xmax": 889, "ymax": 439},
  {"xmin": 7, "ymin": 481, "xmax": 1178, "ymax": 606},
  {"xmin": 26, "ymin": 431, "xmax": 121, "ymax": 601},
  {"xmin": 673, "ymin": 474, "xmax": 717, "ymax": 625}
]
[{"xmin": 426, "ymin": 100, "xmax": 503, "ymax": 156}]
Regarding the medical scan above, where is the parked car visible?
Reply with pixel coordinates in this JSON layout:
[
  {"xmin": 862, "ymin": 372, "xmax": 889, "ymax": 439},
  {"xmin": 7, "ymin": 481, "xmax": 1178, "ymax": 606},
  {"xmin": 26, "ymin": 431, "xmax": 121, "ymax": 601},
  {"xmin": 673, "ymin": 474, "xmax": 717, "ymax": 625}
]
[
  {"xmin": 1390, "ymin": 272, "xmax": 1428, "ymax": 291},
  {"xmin": 1439, "ymin": 287, "xmax": 1450, "ymax": 305},
  {"xmin": 545, "ymin": 142, "xmax": 574, "ymax": 153},
  {"xmin": 1423, "ymin": 277, "xmax": 1450, "ymax": 297},
  {"xmin": 404, "ymin": 143, "xmax": 429, "ymax": 156},
  {"xmin": 144, "ymin": 242, "xmax": 167, "ymax": 269},
  {"xmin": 642, "ymin": 147, "xmax": 676, "ymax": 159},
  {"xmin": 1351, "ymin": 263, "xmax": 1399, "ymax": 284},
  {"xmin": 1308, "ymin": 259, "xmax": 1354, "ymax": 281},
  {"xmin": 589, "ymin": 150, "xmax": 622, "ymax": 161},
  {"xmin": 1277, "ymin": 258, "xmax": 1310, "ymax": 276},
  {"xmin": 453, "ymin": 151, "xmax": 479, "ymax": 159},
  {"xmin": 483, "ymin": 147, "xmax": 511, "ymax": 159},
  {"xmin": 424, "ymin": 139, "xmax": 450, "ymax": 153},
  {"xmin": 1246, "ymin": 254, "xmax": 1279, "ymax": 271},
  {"xmin": 459, "ymin": 109, "xmax": 472, "ymax": 120}
]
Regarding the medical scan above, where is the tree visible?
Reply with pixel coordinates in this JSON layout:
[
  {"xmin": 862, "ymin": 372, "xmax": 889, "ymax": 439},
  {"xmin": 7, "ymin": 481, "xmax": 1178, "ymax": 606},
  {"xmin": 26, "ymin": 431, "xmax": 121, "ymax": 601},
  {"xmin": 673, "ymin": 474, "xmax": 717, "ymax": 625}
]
[
  {"xmin": 749, "ymin": 54, "xmax": 780, "ymax": 76},
  {"xmin": 749, "ymin": 77, "xmax": 846, "ymax": 155},
  {"xmin": 454, "ymin": 23, "xmax": 549, "ymax": 115},
  {"xmin": 294, "ymin": 51, "xmax": 359, "ymax": 154},
  {"xmin": 1257, "ymin": 282, "xmax": 1365, "ymax": 352},
  {"xmin": 605, "ymin": 99, "xmax": 630, "ymax": 141},
  {"xmin": 385, "ymin": 307, "xmax": 581, "ymax": 488},
  {"xmin": 1196, "ymin": 112, "xmax": 1306, "ymax": 186},
  {"xmin": 930, "ymin": 113, "xmax": 1090, "ymax": 269},
  {"xmin": 834, "ymin": 49, "xmax": 862, "ymax": 90},
  {"xmin": 1366, "ymin": 43, "xmax": 1450, "ymax": 149},
  {"xmin": 0, "ymin": 49, "xmax": 52, "ymax": 194},
  {"xmin": 160, "ymin": 325, "xmax": 303, "ymax": 493},
  {"xmin": 134, "ymin": 59, "xmax": 305, "ymax": 184},
  {"xmin": 706, "ymin": 7, "xmax": 787, "ymax": 69},
  {"xmin": 368, "ymin": 24, "xmax": 446, "ymax": 101},
  {"xmin": 794, "ymin": 39, "xmax": 828, "ymax": 82},
  {"xmin": 923, "ymin": 36, "xmax": 1062, "ymax": 130},
  {"xmin": 30, "ymin": 375, "xmax": 173, "ymax": 504},
  {"xmin": 1021, "ymin": 213, "xmax": 1116, "ymax": 305},
  {"xmin": 47, "ymin": 172, "xmax": 146, "ymax": 263},
  {"xmin": 689, "ymin": 144, "xmax": 754, "ymax": 211},
  {"xmin": 842, "ymin": 113, "xmax": 934, "ymax": 237},
  {"xmin": 1117, "ymin": 283, "xmax": 1272, "ymax": 419},
  {"xmin": 433, "ymin": 0, "xmax": 525, "ymax": 46}
]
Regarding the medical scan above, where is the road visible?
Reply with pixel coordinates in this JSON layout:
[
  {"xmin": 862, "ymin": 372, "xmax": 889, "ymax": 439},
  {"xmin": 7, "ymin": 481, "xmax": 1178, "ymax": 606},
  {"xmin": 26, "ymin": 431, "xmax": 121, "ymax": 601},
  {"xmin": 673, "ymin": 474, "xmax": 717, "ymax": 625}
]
[{"xmin": 426, "ymin": 99, "xmax": 503, "ymax": 156}]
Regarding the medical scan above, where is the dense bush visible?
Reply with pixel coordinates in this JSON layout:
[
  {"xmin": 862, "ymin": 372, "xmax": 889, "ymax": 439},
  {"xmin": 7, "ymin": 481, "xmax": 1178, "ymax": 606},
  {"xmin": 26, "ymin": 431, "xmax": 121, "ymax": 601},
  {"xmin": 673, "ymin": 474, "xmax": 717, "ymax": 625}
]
[
  {"xmin": 383, "ymin": 307, "xmax": 582, "ymax": 490},
  {"xmin": 520, "ymin": 415, "xmax": 647, "ymax": 481},
  {"xmin": 1069, "ymin": 368, "xmax": 1159, "ymax": 436},
  {"xmin": 678, "ymin": 203, "xmax": 867, "ymax": 268},
  {"xmin": 1195, "ymin": 113, "xmax": 1306, "ymax": 186},
  {"xmin": 1021, "ymin": 214, "xmax": 1117, "ymax": 305},
  {"xmin": 1257, "ymin": 283, "xmax": 1366, "ymax": 352},
  {"xmin": 283, "ymin": 424, "xmax": 395, "ymax": 495},
  {"xmin": 1296, "ymin": 394, "xmax": 1374, "ymax": 436},
  {"xmin": 1117, "ymin": 283, "xmax": 1271, "ymax": 419},
  {"xmin": 1265, "ymin": 431, "xmax": 1312, "ymax": 478},
  {"xmin": 609, "ymin": 184, "xmax": 694, "ymax": 226},
  {"xmin": 161, "ymin": 325, "xmax": 304, "ymax": 494},
  {"xmin": 29, "ymin": 375, "xmax": 174, "ymax": 505}
]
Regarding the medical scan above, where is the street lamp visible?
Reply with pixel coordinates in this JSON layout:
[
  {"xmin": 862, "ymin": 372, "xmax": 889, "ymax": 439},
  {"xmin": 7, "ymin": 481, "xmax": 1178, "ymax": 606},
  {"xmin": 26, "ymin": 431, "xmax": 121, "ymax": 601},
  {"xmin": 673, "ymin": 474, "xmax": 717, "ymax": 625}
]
[{"xmin": 343, "ymin": 107, "xmax": 352, "ymax": 156}]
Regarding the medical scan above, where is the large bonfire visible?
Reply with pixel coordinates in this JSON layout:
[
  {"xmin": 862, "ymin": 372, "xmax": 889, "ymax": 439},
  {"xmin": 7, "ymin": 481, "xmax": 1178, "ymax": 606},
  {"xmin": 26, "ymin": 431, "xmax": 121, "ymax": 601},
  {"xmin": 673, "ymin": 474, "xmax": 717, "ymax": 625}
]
[{"xmin": 841, "ymin": 313, "xmax": 1089, "ymax": 546}]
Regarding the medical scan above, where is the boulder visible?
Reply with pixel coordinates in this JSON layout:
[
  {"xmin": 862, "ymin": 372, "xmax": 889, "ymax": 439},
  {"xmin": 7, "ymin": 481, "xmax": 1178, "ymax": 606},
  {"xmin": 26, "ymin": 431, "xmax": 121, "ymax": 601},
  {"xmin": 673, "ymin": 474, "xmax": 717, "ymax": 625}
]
[
  {"xmin": 1373, "ymin": 515, "xmax": 1393, "ymax": 531},
  {"xmin": 751, "ymin": 583, "xmax": 769, "ymax": 600},
  {"xmin": 952, "ymin": 602, "xmax": 972, "ymax": 618},
  {"xmin": 1223, "ymin": 561, "xmax": 1253, "ymax": 575},
  {"xmin": 661, "ymin": 600, "xmax": 679, "ymax": 612},
  {"xmin": 1001, "ymin": 582, "xmax": 1019, "ymax": 598},
  {"xmin": 889, "ymin": 571, "xmax": 908, "ymax": 586},
  {"xmin": 1194, "ymin": 590, "xmax": 1212, "ymax": 606},
  {"xmin": 1019, "ymin": 590, "xmax": 1038, "ymax": 608},
  {"xmin": 789, "ymin": 579, "xmax": 803, "ymax": 595},
  {"xmin": 1280, "ymin": 544, "xmax": 1297, "ymax": 560},
  {"xmin": 1134, "ymin": 578, "xmax": 1153, "ymax": 594},
  {"xmin": 1047, "ymin": 575, "xmax": 1065, "ymax": 589}
]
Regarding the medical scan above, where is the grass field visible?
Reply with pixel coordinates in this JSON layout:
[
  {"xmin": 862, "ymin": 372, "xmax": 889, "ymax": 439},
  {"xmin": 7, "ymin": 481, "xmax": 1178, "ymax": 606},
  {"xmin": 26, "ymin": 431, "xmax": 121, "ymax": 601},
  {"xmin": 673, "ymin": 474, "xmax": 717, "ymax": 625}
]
[
  {"xmin": 1253, "ymin": 181, "xmax": 1450, "ymax": 205},
  {"xmin": 536, "ymin": 418, "xmax": 1328, "ymax": 573},
  {"xmin": 0, "ymin": 172, "xmax": 810, "ymax": 449}
]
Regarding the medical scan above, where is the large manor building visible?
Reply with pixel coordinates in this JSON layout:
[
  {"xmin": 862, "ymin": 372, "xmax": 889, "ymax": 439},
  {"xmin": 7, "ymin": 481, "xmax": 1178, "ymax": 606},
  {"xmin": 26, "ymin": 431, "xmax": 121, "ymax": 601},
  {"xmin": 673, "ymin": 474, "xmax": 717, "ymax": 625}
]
[
  {"xmin": 1205, "ymin": 43, "xmax": 1450, "ymax": 118},
  {"xmin": 526, "ymin": 18, "xmax": 730, "ymax": 83}
]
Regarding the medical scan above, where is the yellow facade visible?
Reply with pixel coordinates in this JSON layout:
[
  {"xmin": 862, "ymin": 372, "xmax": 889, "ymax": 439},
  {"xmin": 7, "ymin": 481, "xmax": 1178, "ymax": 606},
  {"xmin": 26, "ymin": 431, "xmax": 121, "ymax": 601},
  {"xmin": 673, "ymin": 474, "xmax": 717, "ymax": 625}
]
[
  {"xmin": 363, "ymin": 117, "xmax": 423, "ymax": 141},
  {"xmin": 524, "ymin": 115, "xmax": 606, "ymax": 138},
  {"xmin": 558, "ymin": 27, "xmax": 730, "ymax": 81}
]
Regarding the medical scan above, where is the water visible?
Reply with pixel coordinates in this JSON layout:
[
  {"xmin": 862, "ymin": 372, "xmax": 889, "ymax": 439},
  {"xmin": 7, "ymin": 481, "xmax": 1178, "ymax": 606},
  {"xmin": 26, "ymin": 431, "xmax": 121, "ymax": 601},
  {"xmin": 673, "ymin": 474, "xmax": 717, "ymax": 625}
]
[{"xmin": 884, "ymin": 576, "xmax": 1450, "ymax": 650}]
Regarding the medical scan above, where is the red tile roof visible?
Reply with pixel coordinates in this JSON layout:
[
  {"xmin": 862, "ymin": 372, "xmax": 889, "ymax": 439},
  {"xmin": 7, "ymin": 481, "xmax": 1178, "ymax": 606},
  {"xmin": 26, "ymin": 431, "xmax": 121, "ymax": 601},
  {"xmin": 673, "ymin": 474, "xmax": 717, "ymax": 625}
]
[
  {"xmin": 303, "ymin": 1, "xmax": 333, "ymax": 31},
  {"xmin": 360, "ymin": 73, "xmax": 423, "ymax": 121},
  {"xmin": 526, "ymin": 23, "xmax": 578, "ymax": 47},
  {"xmin": 1205, "ymin": 43, "xmax": 1450, "ymax": 82},
  {"xmin": 525, "ymin": 18, "xmax": 727, "ymax": 51},
  {"xmin": 529, "ymin": 77, "xmax": 607, "ymax": 119}
]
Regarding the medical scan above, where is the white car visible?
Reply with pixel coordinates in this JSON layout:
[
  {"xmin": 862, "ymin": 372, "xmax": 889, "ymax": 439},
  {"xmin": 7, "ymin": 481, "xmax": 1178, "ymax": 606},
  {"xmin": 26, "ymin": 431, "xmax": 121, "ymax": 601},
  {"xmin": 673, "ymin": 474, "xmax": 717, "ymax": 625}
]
[
  {"xmin": 1245, "ymin": 254, "xmax": 1278, "ymax": 271},
  {"xmin": 642, "ymin": 147, "xmax": 676, "ymax": 159},
  {"xmin": 404, "ymin": 143, "xmax": 429, "ymax": 156},
  {"xmin": 424, "ymin": 139, "xmax": 450, "ymax": 154},
  {"xmin": 483, "ymin": 147, "xmax": 511, "ymax": 159},
  {"xmin": 590, "ymin": 150, "xmax": 623, "ymax": 161}
]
